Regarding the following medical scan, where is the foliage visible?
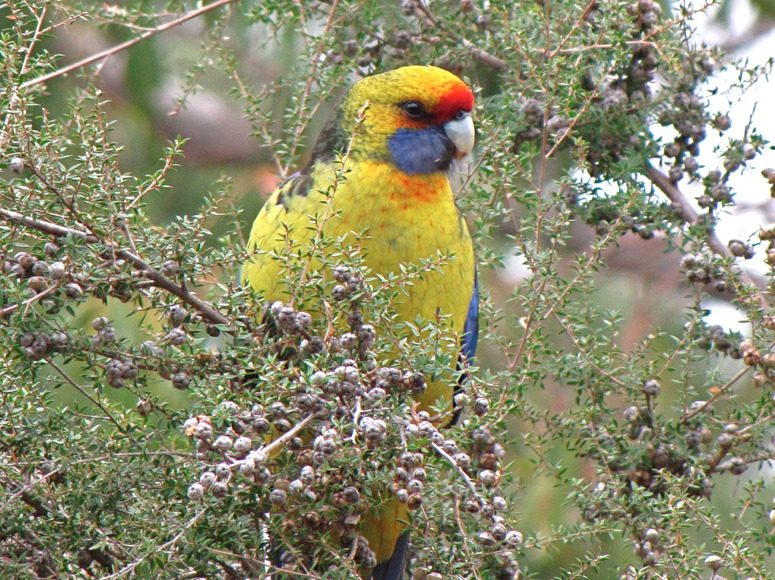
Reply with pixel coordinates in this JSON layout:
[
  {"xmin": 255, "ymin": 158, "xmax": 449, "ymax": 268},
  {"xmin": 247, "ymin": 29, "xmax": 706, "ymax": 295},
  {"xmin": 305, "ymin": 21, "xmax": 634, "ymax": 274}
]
[{"xmin": 2, "ymin": 0, "xmax": 775, "ymax": 578}]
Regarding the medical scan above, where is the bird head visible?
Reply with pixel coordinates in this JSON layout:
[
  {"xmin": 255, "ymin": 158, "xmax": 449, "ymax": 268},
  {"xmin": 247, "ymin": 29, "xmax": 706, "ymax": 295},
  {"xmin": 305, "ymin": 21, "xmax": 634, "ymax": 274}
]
[{"xmin": 335, "ymin": 66, "xmax": 476, "ymax": 175}]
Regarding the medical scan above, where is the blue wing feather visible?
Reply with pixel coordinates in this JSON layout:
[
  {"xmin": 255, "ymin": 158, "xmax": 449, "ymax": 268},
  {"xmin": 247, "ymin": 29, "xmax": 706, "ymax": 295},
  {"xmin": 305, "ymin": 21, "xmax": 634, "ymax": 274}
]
[
  {"xmin": 461, "ymin": 271, "xmax": 479, "ymax": 363},
  {"xmin": 450, "ymin": 271, "xmax": 479, "ymax": 427}
]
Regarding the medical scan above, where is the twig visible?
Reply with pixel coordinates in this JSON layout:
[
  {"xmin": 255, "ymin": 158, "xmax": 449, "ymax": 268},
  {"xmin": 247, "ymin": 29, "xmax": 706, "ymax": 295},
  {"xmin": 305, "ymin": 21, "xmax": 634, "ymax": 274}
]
[
  {"xmin": 46, "ymin": 359, "xmax": 128, "ymax": 435},
  {"xmin": 20, "ymin": 0, "xmax": 239, "ymax": 89},
  {"xmin": 19, "ymin": 4, "xmax": 47, "ymax": 77},
  {"xmin": 0, "ymin": 472, "xmax": 56, "ymax": 516},
  {"xmin": 0, "ymin": 280, "xmax": 61, "ymax": 318},
  {"xmin": 645, "ymin": 163, "xmax": 770, "ymax": 311},
  {"xmin": 261, "ymin": 412, "xmax": 320, "ymax": 456},
  {"xmin": 431, "ymin": 442, "xmax": 478, "ymax": 496},
  {"xmin": 125, "ymin": 153, "xmax": 177, "ymax": 210},
  {"xmin": 460, "ymin": 38, "xmax": 508, "ymax": 72},
  {"xmin": 412, "ymin": 1, "xmax": 507, "ymax": 72},
  {"xmin": 680, "ymin": 364, "xmax": 751, "ymax": 424},
  {"xmin": 0, "ymin": 208, "xmax": 230, "ymax": 325},
  {"xmin": 99, "ymin": 508, "xmax": 208, "ymax": 579}
]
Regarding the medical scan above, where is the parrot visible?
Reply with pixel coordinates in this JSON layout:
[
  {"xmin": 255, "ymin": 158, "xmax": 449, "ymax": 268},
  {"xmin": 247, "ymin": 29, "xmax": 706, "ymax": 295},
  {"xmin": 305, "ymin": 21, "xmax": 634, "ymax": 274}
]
[{"xmin": 242, "ymin": 65, "xmax": 479, "ymax": 580}]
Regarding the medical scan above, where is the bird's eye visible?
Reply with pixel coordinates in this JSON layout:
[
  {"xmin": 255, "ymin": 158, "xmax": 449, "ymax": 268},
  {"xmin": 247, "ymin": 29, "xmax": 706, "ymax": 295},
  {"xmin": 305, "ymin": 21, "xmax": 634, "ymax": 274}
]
[
  {"xmin": 454, "ymin": 110, "xmax": 469, "ymax": 121},
  {"xmin": 401, "ymin": 101, "xmax": 427, "ymax": 119}
]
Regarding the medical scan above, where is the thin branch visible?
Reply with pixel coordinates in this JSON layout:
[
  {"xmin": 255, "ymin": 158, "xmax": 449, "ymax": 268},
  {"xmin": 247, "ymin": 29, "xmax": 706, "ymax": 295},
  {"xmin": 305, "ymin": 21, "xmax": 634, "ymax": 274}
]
[
  {"xmin": 679, "ymin": 364, "xmax": 751, "ymax": 424},
  {"xmin": 645, "ymin": 162, "xmax": 770, "ymax": 310},
  {"xmin": 0, "ymin": 473, "xmax": 55, "ymax": 516},
  {"xmin": 0, "ymin": 207, "xmax": 230, "ymax": 325},
  {"xmin": 413, "ymin": 0, "xmax": 507, "ymax": 72},
  {"xmin": 20, "ymin": 0, "xmax": 239, "ymax": 89},
  {"xmin": 46, "ymin": 359, "xmax": 128, "ymax": 435},
  {"xmin": 99, "ymin": 508, "xmax": 208, "ymax": 579},
  {"xmin": 431, "ymin": 442, "xmax": 478, "ymax": 496},
  {"xmin": 261, "ymin": 412, "xmax": 320, "ymax": 457},
  {"xmin": 19, "ymin": 4, "xmax": 47, "ymax": 77},
  {"xmin": 0, "ymin": 280, "xmax": 61, "ymax": 319}
]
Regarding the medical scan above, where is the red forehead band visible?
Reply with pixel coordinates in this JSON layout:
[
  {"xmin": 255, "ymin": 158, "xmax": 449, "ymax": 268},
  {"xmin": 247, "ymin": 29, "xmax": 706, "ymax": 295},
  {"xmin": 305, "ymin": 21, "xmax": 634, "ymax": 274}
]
[{"xmin": 433, "ymin": 85, "xmax": 475, "ymax": 122}]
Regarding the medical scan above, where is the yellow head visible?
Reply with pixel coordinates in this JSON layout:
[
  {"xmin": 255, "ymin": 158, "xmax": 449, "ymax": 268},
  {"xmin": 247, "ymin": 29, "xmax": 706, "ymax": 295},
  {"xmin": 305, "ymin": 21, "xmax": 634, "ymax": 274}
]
[{"xmin": 314, "ymin": 65, "xmax": 475, "ymax": 175}]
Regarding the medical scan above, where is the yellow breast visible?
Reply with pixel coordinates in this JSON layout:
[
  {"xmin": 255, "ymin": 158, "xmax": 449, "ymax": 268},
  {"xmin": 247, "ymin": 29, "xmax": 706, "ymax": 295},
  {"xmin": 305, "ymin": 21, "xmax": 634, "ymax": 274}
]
[
  {"xmin": 243, "ymin": 158, "xmax": 475, "ymax": 571},
  {"xmin": 242, "ymin": 158, "xmax": 474, "ymax": 412}
]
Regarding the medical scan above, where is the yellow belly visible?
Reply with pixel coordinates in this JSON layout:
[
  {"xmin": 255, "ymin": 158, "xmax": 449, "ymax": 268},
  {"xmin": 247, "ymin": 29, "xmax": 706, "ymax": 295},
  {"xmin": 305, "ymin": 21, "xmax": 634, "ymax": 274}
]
[
  {"xmin": 242, "ymin": 159, "xmax": 474, "ymax": 567},
  {"xmin": 243, "ymin": 159, "xmax": 474, "ymax": 413}
]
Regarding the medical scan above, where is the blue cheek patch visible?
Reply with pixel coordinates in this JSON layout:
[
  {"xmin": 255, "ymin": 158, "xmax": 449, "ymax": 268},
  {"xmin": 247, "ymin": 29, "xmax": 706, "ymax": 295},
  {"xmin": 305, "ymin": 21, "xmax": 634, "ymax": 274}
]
[{"xmin": 387, "ymin": 127, "xmax": 456, "ymax": 175}]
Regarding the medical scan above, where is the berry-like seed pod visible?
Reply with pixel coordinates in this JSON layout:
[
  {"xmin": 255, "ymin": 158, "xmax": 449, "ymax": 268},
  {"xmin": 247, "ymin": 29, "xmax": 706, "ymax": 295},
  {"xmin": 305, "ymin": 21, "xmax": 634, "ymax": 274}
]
[
  {"xmin": 343, "ymin": 486, "xmax": 361, "ymax": 504},
  {"xmin": 714, "ymin": 114, "xmax": 732, "ymax": 132},
  {"xmin": 474, "ymin": 397, "xmax": 489, "ymax": 416},
  {"xmin": 407, "ymin": 479, "xmax": 423, "ymax": 494},
  {"xmin": 10, "ymin": 157, "xmax": 25, "ymax": 173},
  {"xmin": 44, "ymin": 242, "xmax": 59, "ymax": 257},
  {"xmin": 396, "ymin": 488, "xmax": 409, "ymax": 503},
  {"xmin": 215, "ymin": 463, "xmax": 232, "ymax": 481},
  {"xmin": 249, "ymin": 450, "xmax": 268, "ymax": 466},
  {"xmin": 252, "ymin": 417, "xmax": 270, "ymax": 434},
  {"xmin": 27, "ymin": 276, "xmax": 47, "ymax": 292},
  {"xmin": 333, "ymin": 265, "xmax": 350, "ymax": 282},
  {"xmin": 443, "ymin": 439, "xmax": 458, "ymax": 455},
  {"xmin": 727, "ymin": 240, "xmax": 748, "ymax": 257},
  {"xmin": 296, "ymin": 311, "xmax": 312, "ymax": 328},
  {"xmin": 269, "ymin": 488, "xmax": 287, "ymax": 506},
  {"xmin": 358, "ymin": 324, "xmax": 376, "ymax": 347},
  {"xmin": 727, "ymin": 456, "xmax": 746, "ymax": 475},
  {"xmin": 187, "ymin": 482, "xmax": 205, "ymax": 500},
  {"xmin": 332, "ymin": 284, "xmax": 348, "ymax": 301},
  {"xmin": 716, "ymin": 432, "xmax": 735, "ymax": 448},
  {"xmin": 31, "ymin": 261, "xmax": 49, "ymax": 277},
  {"xmin": 623, "ymin": 405, "xmax": 640, "ymax": 422},
  {"xmin": 493, "ymin": 495, "xmax": 507, "ymax": 511},
  {"xmin": 668, "ymin": 164, "xmax": 683, "ymax": 183},
  {"xmin": 193, "ymin": 422, "xmax": 213, "ymax": 440},
  {"xmin": 211, "ymin": 482, "xmax": 229, "ymax": 498},
  {"xmin": 161, "ymin": 260, "xmax": 179, "ymax": 276},
  {"xmin": 300, "ymin": 465, "xmax": 315, "ymax": 485},
  {"xmin": 233, "ymin": 436, "xmax": 252, "ymax": 455},
  {"xmin": 64, "ymin": 283, "xmax": 83, "ymax": 298},
  {"xmin": 169, "ymin": 305, "xmax": 186, "ymax": 326},
  {"xmin": 240, "ymin": 459, "xmax": 256, "ymax": 476},
  {"xmin": 172, "ymin": 373, "xmax": 190, "ymax": 390},
  {"xmin": 642, "ymin": 379, "xmax": 660, "ymax": 397},
  {"xmin": 478, "ymin": 531, "xmax": 496, "ymax": 546},
  {"xmin": 407, "ymin": 493, "xmax": 423, "ymax": 510},
  {"xmin": 704, "ymin": 555, "xmax": 723, "ymax": 571},
  {"xmin": 412, "ymin": 468, "xmax": 427, "ymax": 482},
  {"xmin": 479, "ymin": 469, "xmax": 497, "ymax": 486},
  {"xmin": 166, "ymin": 329, "xmax": 187, "ymax": 346},
  {"xmin": 367, "ymin": 387, "xmax": 386, "ymax": 402},
  {"xmin": 404, "ymin": 372, "xmax": 426, "ymax": 395},
  {"xmin": 454, "ymin": 453, "xmax": 471, "ymax": 469},
  {"xmin": 288, "ymin": 479, "xmax": 305, "ymax": 495},
  {"xmin": 348, "ymin": 310, "xmax": 364, "ymax": 330},
  {"xmin": 136, "ymin": 399, "xmax": 153, "ymax": 416},
  {"xmin": 491, "ymin": 523, "xmax": 507, "ymax": 541},
  {"xmin": 505, "ymin": 530, "xmax": 523, "ymax": 547}
]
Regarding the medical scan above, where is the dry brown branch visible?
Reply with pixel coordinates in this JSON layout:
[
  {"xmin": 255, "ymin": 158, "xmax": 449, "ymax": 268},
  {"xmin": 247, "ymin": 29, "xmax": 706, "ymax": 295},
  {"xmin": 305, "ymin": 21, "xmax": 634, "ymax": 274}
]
[
  {"xmin": 0, "ymin": 208, "xmax": 230, "ymax": 325},
  {"xmin": 19, "ymin": 0, "xmax": 239, "ymax": 89}
]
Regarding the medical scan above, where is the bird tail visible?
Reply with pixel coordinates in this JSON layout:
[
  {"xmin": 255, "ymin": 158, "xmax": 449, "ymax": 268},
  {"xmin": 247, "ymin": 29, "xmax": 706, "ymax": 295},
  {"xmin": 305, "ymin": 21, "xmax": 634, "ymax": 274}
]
[{"xmin": 370, "ymin": 532, "xmax": 410, "ymax": 580}]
